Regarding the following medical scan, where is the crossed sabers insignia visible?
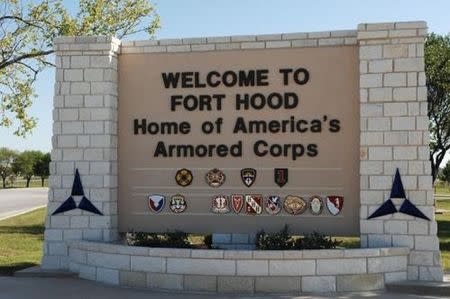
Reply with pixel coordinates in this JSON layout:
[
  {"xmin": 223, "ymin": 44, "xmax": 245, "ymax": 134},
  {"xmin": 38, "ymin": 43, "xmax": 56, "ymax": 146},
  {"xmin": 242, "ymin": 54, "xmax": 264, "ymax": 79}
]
[
  {"xmin": 52, "ymin": 169, "xmax": 103, "ymax": 216},
  {"xmin": 368, "ymin": 168, "xmax": 429, "ymax": 220}
]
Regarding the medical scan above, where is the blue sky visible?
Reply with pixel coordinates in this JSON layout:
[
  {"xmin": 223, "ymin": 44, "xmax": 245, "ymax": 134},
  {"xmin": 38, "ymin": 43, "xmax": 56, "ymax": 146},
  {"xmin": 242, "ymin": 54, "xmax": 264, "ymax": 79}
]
[{"xmin": 1, "ymin": 0, "xmax": 449, "ymax": 155}]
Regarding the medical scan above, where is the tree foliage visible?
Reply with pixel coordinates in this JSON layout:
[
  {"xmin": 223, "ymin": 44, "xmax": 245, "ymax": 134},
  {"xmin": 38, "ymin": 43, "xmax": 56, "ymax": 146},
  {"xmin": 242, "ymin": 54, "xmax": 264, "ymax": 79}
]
[
  {"xmin": 0, "ymin": 147, "xmax": 18, "ymax": 187},
  {"xmin": 426, "ymin": 33, "xmax": 450, "ymax": 182},
  {"xmin": 0, "ymin": 0, "xmax": 160, "ymax": 136},
  {"xmin": 34, "ymin": 152, "xmax": 50, "ymax": 186},
  {"xmin": 439, "ymin": 161, "xmax": 450, "ymax": 185},
  {"xmin": 12, "ymin": 150, "xmax": 42, "ymax": 187}
]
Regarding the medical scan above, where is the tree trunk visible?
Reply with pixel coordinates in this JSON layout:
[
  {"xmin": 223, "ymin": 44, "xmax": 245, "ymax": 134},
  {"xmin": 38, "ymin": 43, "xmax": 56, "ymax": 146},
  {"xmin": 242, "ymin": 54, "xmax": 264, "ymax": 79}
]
[
  {"xmin": 41, "ymin": 177, "xmax": 44, "ymax": 187},
  {"xmin": 2, "ymin": 177, "xmax": 5, "ymax": 188},
  {"xmin": 26, "ymin": 177, "xmax": 31, "ymax": 188}
]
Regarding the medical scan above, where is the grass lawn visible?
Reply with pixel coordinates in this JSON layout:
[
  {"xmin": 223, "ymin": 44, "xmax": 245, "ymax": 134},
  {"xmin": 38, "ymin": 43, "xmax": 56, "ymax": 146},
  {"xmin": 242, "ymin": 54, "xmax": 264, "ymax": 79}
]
[
  {"xmin": 0, "ymin": 179, "xmax": 48, "ymax": 189},
  {"xmin": 0, "ymin": 208, "xmax": 46, "ymax": 276}
]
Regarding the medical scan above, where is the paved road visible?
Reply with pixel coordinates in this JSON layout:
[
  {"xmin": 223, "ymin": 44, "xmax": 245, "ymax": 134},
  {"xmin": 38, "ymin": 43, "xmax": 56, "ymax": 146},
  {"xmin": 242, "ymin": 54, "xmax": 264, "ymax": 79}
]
[
  {"xmin": 0, "ymin": 188, "xmax": 48, "ymax": 220},
  {"xmin": 0, "ymin": 277, "xmax": 443, "ymax": 299}
]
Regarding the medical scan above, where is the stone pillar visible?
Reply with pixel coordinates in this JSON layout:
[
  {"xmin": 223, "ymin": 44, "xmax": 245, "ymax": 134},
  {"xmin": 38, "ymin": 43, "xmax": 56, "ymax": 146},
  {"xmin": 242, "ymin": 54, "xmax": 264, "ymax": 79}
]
[
  {"xmin": 358, "ymin": 21, "xmax": 443, "ymax": 281},
  {"xmin": 42, "ymin": 36, "xmax": 120, "ymax": 269}
]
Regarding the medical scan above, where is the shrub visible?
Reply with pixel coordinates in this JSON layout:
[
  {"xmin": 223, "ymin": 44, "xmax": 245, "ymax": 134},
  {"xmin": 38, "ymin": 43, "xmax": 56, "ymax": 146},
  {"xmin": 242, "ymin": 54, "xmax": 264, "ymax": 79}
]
[
  {"xmin": 127, "ymin": 231, "xmax": 191, "ymax": 248},
  {"xmin": 255, "ymin": 225, "xmax": 342, "ymax": 250},
  {"xmin": 204, "ymin": 234, "xmax": 213, "ymax": 249}
]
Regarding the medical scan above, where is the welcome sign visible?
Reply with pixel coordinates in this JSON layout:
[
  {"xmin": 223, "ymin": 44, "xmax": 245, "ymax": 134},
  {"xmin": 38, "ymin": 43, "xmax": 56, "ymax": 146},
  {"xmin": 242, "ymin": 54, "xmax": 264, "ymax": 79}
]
[{"xmin": 118, "ymin": 46, "xmax": 359, "ymax": 234}]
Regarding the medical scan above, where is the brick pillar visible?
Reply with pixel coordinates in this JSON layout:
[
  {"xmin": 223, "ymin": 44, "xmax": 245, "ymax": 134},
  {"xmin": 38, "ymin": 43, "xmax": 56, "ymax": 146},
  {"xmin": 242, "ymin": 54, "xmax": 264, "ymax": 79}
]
[
  {"xmin": 358, "ymin": 21, "xmax": 443, "ymax": 281},
  {"xmin": 42, "ymin": 36, "xmax": 120, "ymax": 269}
]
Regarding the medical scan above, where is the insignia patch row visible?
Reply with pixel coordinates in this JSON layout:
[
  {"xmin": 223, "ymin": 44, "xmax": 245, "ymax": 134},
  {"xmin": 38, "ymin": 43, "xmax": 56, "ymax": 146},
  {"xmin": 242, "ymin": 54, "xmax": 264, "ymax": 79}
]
[
  {"xmin": 175, "ymin": 168, "xmax": 289, "ymax": 188},
  {"xmin": 148, "ymin": 194, "xmax": 344, "ymax": 215}
]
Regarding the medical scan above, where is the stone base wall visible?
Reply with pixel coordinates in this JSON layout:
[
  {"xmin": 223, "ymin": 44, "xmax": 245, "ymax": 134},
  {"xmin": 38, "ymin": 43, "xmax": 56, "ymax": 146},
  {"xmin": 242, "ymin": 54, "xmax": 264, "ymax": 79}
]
[{"xmin": 69, "ymin": 241, "xmax": 408, "ymax": 294}]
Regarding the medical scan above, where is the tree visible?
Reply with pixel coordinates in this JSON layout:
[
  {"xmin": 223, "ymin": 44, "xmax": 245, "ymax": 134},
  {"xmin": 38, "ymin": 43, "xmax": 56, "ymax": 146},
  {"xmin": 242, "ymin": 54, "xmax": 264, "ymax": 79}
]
[
  {"xmin": 34, "ymin": 152, "xmax": 51, "ymax": 186},
  {"xmin": 426, "ymin": 33, "xmax": 450, "ymax": 182},
  {"xmin": 439, "ymin": 161, "xmax": 450, "ymax": 185},
  {"xmin": 0, "ymin": 147, "xmax": 17, "ymax": 188},
  {"xmin": 1, "ymin": 0, "xmax": 160, "ymax": 136},
  {"xmin": 12, "ymin": 150, "xmax": 42, "ymax": 187}
]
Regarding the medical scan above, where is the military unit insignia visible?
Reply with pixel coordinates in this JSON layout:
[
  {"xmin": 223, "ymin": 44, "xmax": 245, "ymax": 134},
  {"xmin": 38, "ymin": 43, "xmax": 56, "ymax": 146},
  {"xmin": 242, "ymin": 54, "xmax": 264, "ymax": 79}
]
[
  {"xmin": 231, "ymin": 194, "xmax": 244, "ymax": 213},
  {"xmin": 148, "ymin": 194, "xmax": 165, "ymax": 213},
  {"xmin": 309, "ymin": 195, "xmax": 323, "ymax": 215},
  {"xmin": 169, "ymin": 194, "xmax": 187, "ymax": 213},
  {"xmin": 284, "ymin": 195, "xmax": 307, "ymax": 215},
  {"xmin": 211, "ymin": 195, "xmax": 230, "ymax": 214},
  {"xmin": 274, "ymin": 168, "xmax": 288, "ymax": 187},
  {"xmin": 175, "ymin": 168, "xmax": 193, "ymax": 187},
  {"xmin": 326, "ymin": 195, "xmax": 344, "ymax": 216},
  {"xmin": 265, "ymin": 196, "xmax": 282, "ymax": 215},
  {"xmin": 245, "ymin": 194, "xmax": 263, "ymax": 215},
  {"xmin": 241, "ymin": 168, "xmax": 257, "ymax": 187},
  {"xmin": 205, "ymin": 168, "xmax": 226, "ymax": 188}
]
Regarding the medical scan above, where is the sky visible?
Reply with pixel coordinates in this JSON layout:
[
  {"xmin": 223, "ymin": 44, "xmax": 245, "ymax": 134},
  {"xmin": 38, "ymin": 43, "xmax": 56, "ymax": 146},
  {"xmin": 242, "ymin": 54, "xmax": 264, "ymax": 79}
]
[{"xmin": 1, "ymin": 0, "xmax": 449, "ymax": 161}]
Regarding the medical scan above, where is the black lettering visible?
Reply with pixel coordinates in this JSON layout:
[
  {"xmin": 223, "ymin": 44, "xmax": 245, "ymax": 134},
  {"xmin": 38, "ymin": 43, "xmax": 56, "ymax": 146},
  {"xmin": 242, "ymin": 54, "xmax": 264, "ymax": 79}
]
[
  {"xmin": 256, "ymin": 69, "xmax": 269, "ymax": 86},
  {"xmin": 162, "ymin": 72, "xmax": 180, "ymax": 88},
  {"xmin": 206, "ymin": 71, "xmax": 221, "ymax": 87},
  {"xmin": 279, "ymin": 68, "xmax": 292, "ymax": 85},
  {"xmin": 222, "ymin": 71, "xmax": 237, "ymax": 87},
  {"xmin": 233, "ymin": 117, "xmax": 247, "ymax": 133},
  {"xmin": 310, "ymin": 119, "xmax": 322, "ymax": 132},
  {"xmin": 181, "ymin": 72, "xmax": 194, "ymax": 88},
  {"xmin": 293, "ymin": 68, "xmax": 309, "ymax": 85},
  {"xmin": 230, "ymin": 141, "xmax": 242, "ymax": 156},
  {"xmin": 134, "ymin": 119, "xmax": 146, "ymax": 134},
  {"xmin": 154, "ymin": 141, "xmax": 168, "ymax": 157},
  {"xmin": 254, "ymin": 140, "xmax": 268, "ymax": 157},
  {"xmin": 307, "ymin": 144, "xmax": 318, "ymax": 157},
  {"xmin": 170, "ymin": 95, "xmax": 183, "ymax": 111},
  {"xmin": 291, "ymin": 144, "xmax": 305, "ymax": 160},
  {"xmin": 194, "ymin": 72, "xmax": 206, "ymax": 88},
  {"xmin": 329, "ymin": 119, "xmax": 341, "ymax": 132},
  {"xmin": 238, "ymin": 70, "xmax": 255, "ymax": 86},
  {"xmin": 236, "ymin": 94, "xmax": 249, "ymax": 110}
]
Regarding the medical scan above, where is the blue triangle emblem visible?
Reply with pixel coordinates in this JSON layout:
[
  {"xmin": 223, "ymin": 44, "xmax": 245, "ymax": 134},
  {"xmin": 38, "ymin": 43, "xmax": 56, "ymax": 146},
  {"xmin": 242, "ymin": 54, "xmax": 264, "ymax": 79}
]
[
  {"xmin": 399, "ymin": 198, "xmax": 430, "ymax": 220},
  {"xmin": 390, "ymin": 168, "xmax": 406, "ymax": 198},
  {"xmin": 52, "ymin": 196, "xmax": 77, "ymax": 215},
  {"xmin": 368, "ymin": 199, "xmax": 397, "ymax": 219}
]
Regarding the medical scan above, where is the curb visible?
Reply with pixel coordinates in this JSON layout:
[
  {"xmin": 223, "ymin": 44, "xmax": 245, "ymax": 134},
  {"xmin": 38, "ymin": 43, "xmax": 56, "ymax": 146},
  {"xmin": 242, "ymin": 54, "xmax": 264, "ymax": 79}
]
[
  {"xmin": 0, "ymin": 205, "xmax": 46, "ymax": 221},
  {"xmin": 386, "ymin": 280, "xmax": 450, "ymax": 297},
  {"xmin": 14, "ymin": 266, "xmax": 76, "ymax": 278}
]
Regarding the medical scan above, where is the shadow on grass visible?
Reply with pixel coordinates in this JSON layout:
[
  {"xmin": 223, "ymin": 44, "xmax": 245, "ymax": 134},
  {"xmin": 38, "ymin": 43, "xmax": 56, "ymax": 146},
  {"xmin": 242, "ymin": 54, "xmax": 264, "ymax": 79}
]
[
  {"xmin": 0, "ymin": 225, "xmax": 44, "ymax": 235},
  {"xmin": 0, "ymin": 262, "xmax": 38, "ymax": 276},
  {"xmin": 438, "ymin": 219, "xmax": 450, "ymax": 237}
]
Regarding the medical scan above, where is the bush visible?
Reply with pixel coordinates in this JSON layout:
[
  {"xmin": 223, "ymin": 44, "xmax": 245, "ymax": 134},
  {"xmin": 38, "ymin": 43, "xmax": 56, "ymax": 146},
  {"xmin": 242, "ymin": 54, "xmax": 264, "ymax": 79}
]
[
  {"xmin": 255, "ymin": 225, "xmax": 342, "ymax": 250},
  {"xmin": 204, "ymin": 234, "xmax": 213, "ymax": 249},
  {"xmin": 127, "ymin": 231, "xmax": 191, "ymax": 248}
]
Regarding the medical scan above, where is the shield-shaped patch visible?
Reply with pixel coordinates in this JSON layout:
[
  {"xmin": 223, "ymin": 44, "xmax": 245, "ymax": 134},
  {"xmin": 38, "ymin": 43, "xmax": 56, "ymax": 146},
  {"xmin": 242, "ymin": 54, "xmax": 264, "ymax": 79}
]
[
  {"xmin": 241, "ymin": 168, "xmax": 256, "ymax": 187},
  {"xmin": 245, "ymin": 194, "xmax": 263, "ymax": 215},
  {"xmin": 148, "ymin": 194, "xmax": 165, "ymax": 213},
  {"xmin": 265, "ymin": 196, "xmax": 282, "ymax": 215},
  {"xmin": 211, "ymin": 195, "xmax": 229, "ymax": 214},
  {"xmin": 326, "ymin": 195, "xmax": 344, "ymax": 216},
  {"xmin": 231, "ymin": 194, "xmax": 244, "ymax": 213},
  {"xmin": 274, "ymin": 168, "xmax": 288, "ymax": 187}
]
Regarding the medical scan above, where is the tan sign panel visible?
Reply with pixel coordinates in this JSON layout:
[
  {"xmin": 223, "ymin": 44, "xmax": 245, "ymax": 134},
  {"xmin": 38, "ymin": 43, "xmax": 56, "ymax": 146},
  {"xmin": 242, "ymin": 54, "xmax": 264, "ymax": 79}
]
[{"xmin": 118, "ymin": 45, "xmax": 360, "ymax": 235}]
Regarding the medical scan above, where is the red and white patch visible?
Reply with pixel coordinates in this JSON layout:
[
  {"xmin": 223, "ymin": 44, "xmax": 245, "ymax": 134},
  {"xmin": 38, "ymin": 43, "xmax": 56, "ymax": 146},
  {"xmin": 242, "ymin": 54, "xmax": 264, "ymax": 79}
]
[
  {"xmin": 231, "ymin": 194, "xmax": 244, "ymax": 213},
  {"xmin": 245, "ymin": 194, "xmax": 263, "ymax": 215},
  {"xmin": 326, "ymin": 195, "xmax": 344, "ymax": 216}
]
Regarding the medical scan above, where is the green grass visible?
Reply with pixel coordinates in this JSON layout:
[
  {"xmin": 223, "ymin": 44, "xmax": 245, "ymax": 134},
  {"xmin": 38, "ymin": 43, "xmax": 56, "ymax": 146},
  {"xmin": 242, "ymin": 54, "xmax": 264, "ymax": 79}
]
[
  {"xmin": 0, "ymin": 178, "xmax": 48, "ymax": 189},
  {"xmin": 436, "ymin": 199, "xmax": 450, "ymax": 271},
  {"xmin": 434, "ymin": 183, "xmax": 450, "ymax": 196},
  {"xmin": 0, "ymin": 208, "xmax": 46, "ymax": 276}
]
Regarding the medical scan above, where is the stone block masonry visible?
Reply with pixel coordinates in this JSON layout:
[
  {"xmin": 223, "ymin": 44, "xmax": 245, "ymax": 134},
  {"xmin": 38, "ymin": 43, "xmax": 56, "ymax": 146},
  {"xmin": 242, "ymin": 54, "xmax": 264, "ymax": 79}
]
[
  {"xmin": 69, "ymin": 241, "xmax": 409, "ymax": 293},
  {"xmin": 42, "ymin": 20, "xmax": 442, "ymax": 290},
  {"xmin": 358, "ymin": 21, "xmax": 442, "ymax": 281},
  {"xmin": 43, "ymin": 36, "xmax": 120, "ymax": 269}
]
